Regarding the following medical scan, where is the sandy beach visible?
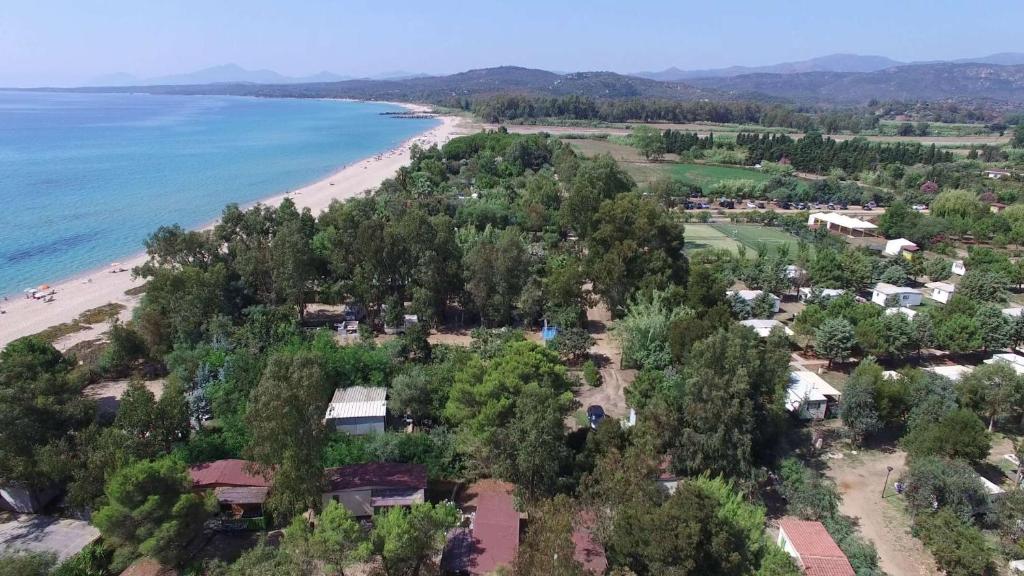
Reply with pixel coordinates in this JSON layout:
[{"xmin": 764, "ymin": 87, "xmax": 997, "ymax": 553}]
[{"xmin": 0, "ymin": 104, "xmax": 465, "ymax": 349}]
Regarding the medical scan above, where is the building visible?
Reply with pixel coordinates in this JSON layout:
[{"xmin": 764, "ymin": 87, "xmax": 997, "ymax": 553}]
[
  {"xmin": 443, "ymin": 480, "xmax": 520, "ymax": 575},
  {"xmin": 324, "ymin": 386, "xmax": 387, "ymax": 434},
  {"xmin": 951, "ymin": 260, "xmax": 966, "ymax": 276},
  {"xmin": 188, "ymin": 459, "xmax": 272, "ymax": 491},
  {"xmin": 985, "ymin": 353, "xmax": 1024, "ymax": 375},
  {"xmin": 798, "ymin": 287, "xmax": 845, "ymax": 302},
  {"xmin": 883, "ymin": 238, "xmax": 919, "ymax": 259},
  {"xmin": 807, "ymin": 212, "xmax": 877, "ymax": 237},
  {"xmin": 572, "ymin": 513, "xmax": 608, "ymax": 575},
  {"xmin": 322, "ymin": 463, "xmax": 426, "ymax": 517},
  {"xmin": 1004, "ymin": 307, "xmax": 1023, "ymax": 319},
  {"xmin": 212, "ymin": 487, "xmax": 269, "ymax": 530},
  {"xmin": 924, "ymin": 281, "xmax": 955, "ymax": 304},
  {"xmin": 785, "ymin": 265, "xmax": 806, "ymax": 280},
  {"xmin": 786, "ymin": 371, "xmax": 842, "ymax": 420},
  {"xmin": 384, "ymin": 314, "xmax": 419, "ymax": 335},
  {"xmin": 870, "ymin": 283, "xmax": 923, "ymax": 307},
  {"xmin": 777, "ymin": 518, "xmax": 856, "ymax": 576},
  {"xmin": 740, "ymin": 319, "xmax": 795, "ymax": 338},
  {"xmin": 925, "ymin": 364, "xmax": 974, "ymax": 382},
  {"xmin": 985, "ymin": 169, "xmax": 1012, "ymax": 179},
  {"xmin": 726, "ymin": 289, "xmax": 781, "ymax": 313},
  {"xmin": 884, "ymin": 306, "xmax": 917, "ymax": 319}
]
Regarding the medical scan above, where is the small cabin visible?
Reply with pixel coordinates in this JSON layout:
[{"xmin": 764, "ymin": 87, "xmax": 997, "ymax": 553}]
[
  {"xmin": 870, "ymin": 283, "xmax": 922, "ymax": 308},
  {"xmin": 924, "ymin": 281, "xmax": 955, "ymax": 304}
]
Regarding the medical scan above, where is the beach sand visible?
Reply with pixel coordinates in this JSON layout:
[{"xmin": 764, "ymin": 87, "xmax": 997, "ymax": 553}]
[{"xmin": 0, "ymin": 105, "xmax": 466, "ymax": 349}]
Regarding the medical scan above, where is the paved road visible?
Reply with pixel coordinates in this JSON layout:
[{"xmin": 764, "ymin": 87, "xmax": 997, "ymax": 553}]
[{"xmin": 0, "ymin": 514, "xmax": 99, "ymax": 561}]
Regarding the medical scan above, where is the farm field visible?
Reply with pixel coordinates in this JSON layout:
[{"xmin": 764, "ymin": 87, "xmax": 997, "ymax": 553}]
[
  {"xmin": 709, "ymin": 223, "xmax": 804, "ymax": 257},
  {"xmin": 669, "ymin": 163, "xmax": 772, "ymax": 188}
]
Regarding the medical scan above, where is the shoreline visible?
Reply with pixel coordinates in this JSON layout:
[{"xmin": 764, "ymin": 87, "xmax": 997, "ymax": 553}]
[{"xmin": 0, "ymin": 103, "xmax": 464, "ymax": 349}]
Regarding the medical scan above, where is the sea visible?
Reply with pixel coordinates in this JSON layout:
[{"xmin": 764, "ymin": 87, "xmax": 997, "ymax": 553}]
[{"xmin": 0, "ymin": 91, "xmax": 439, "ymax": 296}]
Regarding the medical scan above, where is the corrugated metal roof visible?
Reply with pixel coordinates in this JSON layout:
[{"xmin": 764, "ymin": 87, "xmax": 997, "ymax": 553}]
[{"xmin": 325, "ymin": 386, "xmax": 387, "ymax": 419}]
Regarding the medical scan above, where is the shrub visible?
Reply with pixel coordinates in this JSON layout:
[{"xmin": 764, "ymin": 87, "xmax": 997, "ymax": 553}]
[
  {"xmin": 915, "ymin": 509, "xmax": 995, "ymax": 576},
  {"xmin": 583, "ymin": 360, "xmax": 602, "ymax": 387}
]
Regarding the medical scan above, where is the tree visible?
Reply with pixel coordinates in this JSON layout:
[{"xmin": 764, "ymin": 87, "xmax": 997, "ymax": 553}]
[
  {"xmin": 463, "ymin": 227, "xmax": 529, "ymax": 326},
  {"xmin": 514, "ymin": 495, "xmax": 586, "ymax": 576},
  {"xmin": 281, "ymin": 501, "xmax": 369, "ymax": 575},
  {"xmin": 493, "ymin": 386, "xmax": 568, "ymax": 500},
  {"xmin": 560, "ymin": 154, "xmax": 635, "ymax": 238},
  {"xmin": 632, "ymin": 126, "xmax": 666, "ymax": 161},
  {"xmin": 931, "ymin": 190, "xmax": 983, "ymax": 222},
  {"xmin": 815, "ymin": 318, "xmax": 855, "ymax": 367},
  {"xmin": 92, "ymin": 458, "xmax": 215, "ymax": 570},
  {"xmin": 923, "ymin": 257, "xmax": 952, "ymax": 282},
  {"xmin": 614, "ymin": 290, "xmax": 689, "ymax": 370},
  {"xmin": 548, "ymin": 327, "xmax": 595, "ymax": 363},
  {"xmin": 0, "ymin": 552, "xmax": 56, "ymax": 576},
  {"xmin": 915, "ymin": 510, "xmax": 995, "ymax": 576},
  {"xmin": 957, "ymin": 361, "xmax": 1022, "ymax": 431},
  {"xmin": 98, "ymin": 321, "xmax": 149, "ymax": 378},
  {"xmin": 841, "ymin": 359, "xmax": 882, "ymax": 444},
  {"xmin": 368, "ymin": 502, "xmax": 459, "ymax": 576},
  {"xmin": 903, "ymin": 409, "xmax": 990, "ymax": 463},
  {"xmin": 958, "ymin": 270, "xmax": 1008, "ymax": 302},
  {"xmin": 1013, "ymin": 124, "xmax": 1024, "ymax": 148},
  {"xmin": 245, "ymin": 350, "xmax": 331, "ymax": 519}
]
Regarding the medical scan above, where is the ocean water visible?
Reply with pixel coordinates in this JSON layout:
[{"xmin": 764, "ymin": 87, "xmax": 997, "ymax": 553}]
[{"xmin": 0, "ymin": 91, "xmax": 438, "ymax": 296}]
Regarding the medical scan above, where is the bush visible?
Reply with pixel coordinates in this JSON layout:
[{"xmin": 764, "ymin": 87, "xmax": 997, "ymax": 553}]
[
  {"xmin": 915, "ymin": 509, "xmax": 995, "ymax": 576},
  {"xmin": 903, "ymin": 409, "xmax": 990, "ymax": 463},
  {"xmin": 902, "ymin": 456, "xmax": 988, "ymax": 522},
  {"xmin": 583, "ymin": 360, "xmax": 602, "ymax": 387}
]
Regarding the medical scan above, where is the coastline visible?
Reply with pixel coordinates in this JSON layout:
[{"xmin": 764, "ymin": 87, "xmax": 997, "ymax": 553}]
[{"xmin": 0, "ymin": 103, "xmax": 464, "ymax": 349}]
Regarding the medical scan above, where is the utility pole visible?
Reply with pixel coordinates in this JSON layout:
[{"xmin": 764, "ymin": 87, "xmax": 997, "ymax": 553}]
[{"xmin": 881, "ymin": 465, "xmax": 894, "ymax": 498}]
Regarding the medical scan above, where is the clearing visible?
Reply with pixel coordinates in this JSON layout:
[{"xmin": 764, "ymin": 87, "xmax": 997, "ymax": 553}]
[
  {"xmin": 0, "ymin": 514, "xmax": 99, "ymax": 562},
  {"xmin": 668, "ymin": 163, "xmax": 772, "ymax": 188}
]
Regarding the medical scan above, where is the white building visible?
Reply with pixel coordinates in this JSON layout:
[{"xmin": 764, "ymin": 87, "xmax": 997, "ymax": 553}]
[
  {"xmin": 324, "ymin": 386, "xmax": 387, "ymax": 434},
  {"xmin": 925, "ymin": 364, "xmax": 974, "ymax": 382},
  {"xmin": 883, "ymin": 238, "xmax": 919, "ymax": 258},
  {"xmin": 985, "ymin": 353, "xmax": 1024, "ymax": 375},
  {"xmin": 726, "ymin": 289, "xmax": 780, "ymax": 313},
  {"xmin": 924, "ymin": 281, "xmax": 955, "ymax": 304},
  {"xmin": 884, "ymin": 306, "xmax": 917, "ymax": 319},
  {"xmin": 870, "ymin": 283, "xmax": 923, "ymax": 307},
  {"xmin": 1004, "ymin": 307, "xmax": 1023, "ymax": 319},
  {"xmin": 951, "ymin": 260, "xmax": 966, "ymax": 276},
  {"xmin": 739, "ymin": 319, "xmax": 795, "ymax": 338},
  {"xmin": 785, "ymin": 265, "xmax": 806, "ymax": 280},
  {"xmin": 798, "ymin": 287, "xmax": 845, "ymax": 302},
  {"xmin": 807, "ymin": 212, "xmax": 877, "ymax": 237},
  {"xmin": 786, "ymin": 371, "xmax": 842, "ymax": 420}
]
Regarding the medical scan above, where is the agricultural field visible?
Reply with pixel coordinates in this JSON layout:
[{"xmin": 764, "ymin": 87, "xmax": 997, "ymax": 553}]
[
  {"xmin": 709, "ymin": 223, "xmax": 804, "ymax": 257},
  {"xmin": 668, "ymin": 163, "xmax": 772, "ymax": 188}
]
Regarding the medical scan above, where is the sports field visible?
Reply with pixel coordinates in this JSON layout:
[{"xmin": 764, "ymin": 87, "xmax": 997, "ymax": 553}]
[
  {"xmin": 711, "ymin": 223, "xmax": 803, "ymax": 257},
  {"xmin": 669, "ymin": 163, "xmax": 771, "ymax": 188},
  {"xmin": 683, "ymin": 224, "xmax": 742, "ymax": 254}
]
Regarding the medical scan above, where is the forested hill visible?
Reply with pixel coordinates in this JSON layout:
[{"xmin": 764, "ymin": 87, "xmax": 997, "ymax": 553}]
[
  {"xmin": 687, "ymin": 62, "xmax": 1024, "ymax": 104},
  {"xmin": 40, "ymin": 63, "xmax": 1024, "ymax": 107}
]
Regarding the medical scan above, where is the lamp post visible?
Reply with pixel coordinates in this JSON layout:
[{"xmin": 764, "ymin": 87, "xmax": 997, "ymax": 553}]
[{"xmin": 881, "ymin": 465, "xmax": 894, "ymax": 498}]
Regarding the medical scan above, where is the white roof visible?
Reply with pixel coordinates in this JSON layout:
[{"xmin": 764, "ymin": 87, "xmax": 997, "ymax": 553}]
[
  {"xmin": 727, "ymin": 289, "xmax": 779, "ymax": 302},
  {"xmin": 325, "ymin": 386, "xmax": 387, "ymax": 420},
  {"xmin": 979, "ymin": 475, "xmax": 1005, "ymax": 495},
  {"xmin": 739, "ymin": 319, "xmax": 794, "ymax": 337},
  {"xmin": 886, "ymin": 238, "xmax": 918, "ymax": 250},
  {"xmin": 884, "ymin": 307, "xmax": 917, "ymax": 319},
  {"xmin": 925, "ymin": 281, "xmax": 955, "ymax": 292},
  {"xmin": 925, "ymin": 364, "xmax": 974, "ymax": 381},
  {"xmin": 985, "ymin": 353, "xmax": 1024, "ymax": 374},
  {"xmin": 808, "ymin": 212, "xmax": 877, "ymax": 230},
  {"xmin": 799, "ymin": 287, "xmax": 845, "ymax": 298},
  {"xmin": 873, "ymin": 282, "xmax": 921, "ymax": 295},
  {"xmin": 1003, "ymin": 307, "xmax": 1023, "ymax": 318},
  {"xmin": 882, "ymin": 370, "xmax": 901, "ymax": 380},
  {"xmin": 786, "ymin": 370, "xmax": 841, "ymax": 412}
]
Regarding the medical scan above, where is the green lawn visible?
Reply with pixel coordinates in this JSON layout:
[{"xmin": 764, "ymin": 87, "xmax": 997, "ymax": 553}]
[
  {"xmin": 668, "ymin": 163, "xmax": 771, "ymax": 188},
  {"xmin": 709, "ymin": 223, "xmax": 803, "ymax": 257},
  {"xmin": 683, "ymin": 224, "xmax": 743, "ymax": 254}
]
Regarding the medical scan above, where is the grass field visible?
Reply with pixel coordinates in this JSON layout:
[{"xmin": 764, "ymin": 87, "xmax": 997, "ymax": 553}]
[
  {"xmin": 683, "ymin": 224, "xmax": 743, "ymax": 254},
  {"xmin": 709, "ymin": 223, "xmax": 803, "ymax": 257},
  {"xmin": 669, "ymin": 163, "xmax": 772, "ymax": 188}
]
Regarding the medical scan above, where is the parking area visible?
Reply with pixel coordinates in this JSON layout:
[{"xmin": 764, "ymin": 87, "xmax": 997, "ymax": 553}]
[{"xmin": 0, "ymin": 513, "xmax": 100, "ymax": 561}]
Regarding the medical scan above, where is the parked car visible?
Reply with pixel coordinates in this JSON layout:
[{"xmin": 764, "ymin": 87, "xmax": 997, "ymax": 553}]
[
  {"xmin": 779, "ymin": 201, "xmax": 791, "ymax": 210},
  {"xmin": 756, "ymin": 201, "xmax": 766, "ymax": 209},
  {"xmin": 587, "ymin": 405, "xmax": 606, "ymax": 429},
  {"xmin": 746, "ymin": 201, "xmax": 757, "ymax": 209},
  {"xmin": 912, "ymin": 204, "xmax": 928, "ymax": 211},
  {"xmin": 699, "ymin": 202, "xmax": 710, "ymax": 209}
]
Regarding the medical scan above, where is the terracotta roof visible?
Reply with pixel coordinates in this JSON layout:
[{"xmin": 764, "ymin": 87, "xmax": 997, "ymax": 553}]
[
  {"xmin": 444, "ymin": 481, "xmax": 520, "ymax": 575},
  {"xmin": 572, "ymin": 512, "xmax": 608, "ymax": 575},
  {"xmin": 188, "ymin": 459, "xmax": 271, "ymax": 489},
  {"xmin": 778, "ymin": 518, "xmax": 854, "ymax": 576},
  {"xmin": 323, "ymin": 463, "xmax": 427, "ymax": 492}
]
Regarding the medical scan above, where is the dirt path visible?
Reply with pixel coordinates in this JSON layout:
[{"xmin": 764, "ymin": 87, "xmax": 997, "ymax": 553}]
[
  {"xmin": 825, "ymin": 449, "xmax": 938, "ymax": 576},
  {"xmin": 570, "ymin": 290, "xmax": 635, "ymax": 424}
]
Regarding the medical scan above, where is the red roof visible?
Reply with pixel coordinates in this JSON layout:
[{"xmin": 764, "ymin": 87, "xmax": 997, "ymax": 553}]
[
  {"xmin": 323, "ymin": 463, "xmax": 427, "ymax": 492},
  {"xmin": 443, "ymin": 481, "xmax": 520, "ymax": 575},
  {"xmin": 778, "ymin": 518, "xmax": 855, "ymax": 576},
  {"xmin": 572, "ymin": 512, "xmax": 608, "ymax": 575},
  {"xmin": 188, "ymin": 460, "xmax": 271, "ymax": 489}
]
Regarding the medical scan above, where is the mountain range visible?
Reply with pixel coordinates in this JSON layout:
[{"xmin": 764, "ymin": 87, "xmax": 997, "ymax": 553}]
[{"xmin": 86, "ymin": 64, "xmax": 429, "ymax": 87}]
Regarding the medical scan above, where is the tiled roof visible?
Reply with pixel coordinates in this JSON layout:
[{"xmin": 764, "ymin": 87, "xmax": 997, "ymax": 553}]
[
  {"xmin": 778, "ymin": 518, "xmax": 855, "ymax": 576},
  {"xmin": 802, "ymin": 556, "xmax": 858, "ymax": 576},
  {"xmin": 188, "ymin": 460, "xmax": 272, "ymax": 489},
  {"xmin": 572, "ymin": 512, "xmax": 608, "ymax": 575},
  {"xmin": 444, "ymin": 481, "xmax": 519, "ymax": 575},
  {"xmin": 323, "ymin": 462, "xmax": 427, "ymax": 492}
]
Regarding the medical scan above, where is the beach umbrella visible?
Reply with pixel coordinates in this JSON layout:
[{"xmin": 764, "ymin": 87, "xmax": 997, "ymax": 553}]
[{"xmin": 38, "ymin": 284, "xmax": 50, "ymax": 291}]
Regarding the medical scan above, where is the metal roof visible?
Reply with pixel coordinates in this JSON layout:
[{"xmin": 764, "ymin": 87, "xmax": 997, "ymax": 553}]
[
  {"xmin": 325, "ymin": 386, "xmax": 387, "ymax": 420},
  {"xmin": 808, "ymin": 212, "xmax": 877, "ymax": 230}
]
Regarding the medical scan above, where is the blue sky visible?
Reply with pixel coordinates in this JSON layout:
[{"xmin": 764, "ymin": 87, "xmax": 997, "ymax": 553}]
[{"xmin": 2, "ymin": 0, "xmax": 1022, "ymax": 86}]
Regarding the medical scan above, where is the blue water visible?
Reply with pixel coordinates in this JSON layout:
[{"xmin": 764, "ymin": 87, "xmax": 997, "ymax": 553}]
[{"xmin": 0, "ymin": 91, "xmax": 438, "ymax": 296}]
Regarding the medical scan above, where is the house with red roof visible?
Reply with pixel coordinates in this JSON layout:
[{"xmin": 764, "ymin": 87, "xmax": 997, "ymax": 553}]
[
  {"xmin": 188, "ymin": 460, "xmax": 273, "ymax": 530},
  {"xmin": 777, "ymin": 518, "xmax": 855, "ymax": 576},
  {"xmin": 322, "ymin": 462, "xmax": 426, "ymax": 517},
  {"xmin": 572, "ymin": 512, "xmax": 608, "ymax": 575},
  {"xmin": 442, "ymin": 480, "xmax": 521, "ymax": 575},
  {"xmin": 187, "ymin": 459, "xmax": 272, "ymax": 490}
]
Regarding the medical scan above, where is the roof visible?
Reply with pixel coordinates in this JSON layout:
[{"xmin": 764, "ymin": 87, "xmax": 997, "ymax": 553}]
[
  {"xmin": 323, "ymin": 463, "xmax": 427, "ymax": 492},
  {"xmin": 188, "ymin": 460, "xmax": 271, "ymax": 489},
  {"xmin": 884, "ymin": 307, "xmax": 917, "ymax": 319},
  {"xmin": 120, "ymin": 558, "xmax": 178, "ymax": 576},
  {"xmin": 872, "ymin": 282, "xmax": 921, "ymax": 295},
  {"xmin": 739, "ymin": 319, "xmax": 794, "ymax": 337},
  {"xmin": 572, "ymin": 512, "xmax": 608, "ymax": 575},
  {"xmin": 799, "ymin": 287, "xmax": 845, "ymax": 298},
  {"xmin": 778, "ymin": 518, "xmax": 855, "ymax": 576},
  {"xmin": 444, "ymin": 482, "xmax": 520, "ymax": 575},
  {"xmin": 786, "ymin": 371, "xmax": 841, "ymax": 411},
  {"xmin": 213, "ymin": 486, "xmax": 269, "ymax": 505},
  {"xmin": 885, "ymin": 238, "xmax": 918, "ymax": 251},
  {"xmin": 1003, "ymin": 307, "xmax": 1023, "ymax": 318},
  {"xmin": 925, "ymin": 281, "xmax": 955, "ymax": 292},
  {"xmin": 808, "ymin": 212, "xmax": 876, "ymax": 230},
  {"xmin": 924, "ymin": 364, "xmax": 974, "ymax": 381},
  {"xmin": 985, "ymin": 353, "xmax": 1024, "ymax": 375},
  {"xmin": 727, "ymin": 289, "xmax": 779, "ymax": 302},
  {"xmin": 325, "ymin": 386, "xmax": 387, "ymax": 420}
]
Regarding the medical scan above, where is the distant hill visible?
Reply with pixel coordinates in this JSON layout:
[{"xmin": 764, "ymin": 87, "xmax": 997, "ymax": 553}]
[
  {"xmin": 951, "ymin": 52, "xmax": 1024, "ymax": 66},
  {"xmin": 87, "ymin": 64, "xmax": 351, "ymax": 86},
  {"xmin": 685, "ymin": 62, "xmax": 1024, "ymax": 104},
  {"xmin": 638, "ymin": 53, "xmax": 902, "ymax": 81}
]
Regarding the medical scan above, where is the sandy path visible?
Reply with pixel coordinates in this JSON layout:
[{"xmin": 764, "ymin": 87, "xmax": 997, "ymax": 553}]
[
  {"xmin": 825, "ymin": 449, "xmax": 938, "ymax": 576},
  {"xmin": 0, "ymin": 107, "xmax": 466, "ymax": 349}
]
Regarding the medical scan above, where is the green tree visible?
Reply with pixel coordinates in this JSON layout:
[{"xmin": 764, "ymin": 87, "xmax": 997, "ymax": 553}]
[
  {"xmin": 841, "ymin": 359, "xmax": 882, "ymax": 444},
  {"xmin": 245, "ymin": 350, "xmax": 332, "ymax": 519},
  {"xmin": 0, "ymin": 552, "xmax": 56, "ymax": 576},
  {"xmin": 514, "ymin": 495, "xmax": 586, "ymax": 576},
  {"xmin": 915, "ymin": 510, "xmax": 995, "ymax": 576},
  {"xmin": 92, "ymin": 458, "xmax": 215, "ymax": 570},
  {"xmin": 559, "ymin": 155, "xmax": 635, "ymax": 238},
  {"xmin": 462, "ymin": 227, "xmax": 529, "ymax": 326},
  {"xmin": 368, "ymin": 502, "xmax": 459, "ymax": 576},
  {"xmin": 632, "ymin": 126, "xmax": 666, "ymax": 161},
  {"xmin": 281, "ymin": 500, "xmax": 369, "ymax": 575},
  {"xmin": 493, "ymin": 386, "xmax": 569, "ymax": 500},
  {"xmin": 957, "ymin": 361, "xmax": 1022, "ymax": 431},
  {"xmin": 923, "ymin": 257, "xmax": 952, "ymax": 282},
  {"xmin": 815, "ymin": 318, "xmax": 855, "ymax": 367},
  {"xmin": 1013, "ymin": 124, "xmax": 1024, "ymax": 148},
  {"xmin": 548, "ymin": 327, "xmax": 595, "ymax": 363},
  {"xmin": 903, "ymin": 409, "xmax": 990, "ymax": 463},
  {"xmin": 614, "ymin": 290, "xmax": 689, "ymax": 370}
]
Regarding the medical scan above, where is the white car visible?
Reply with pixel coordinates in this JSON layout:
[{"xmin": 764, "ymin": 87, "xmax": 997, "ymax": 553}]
[
  {"xmin": 746, "ymin": 201, "xmax": 757, "ymax": 209},
  {"xmin": 912, "ymin": 204, "xmax": 928, "ymax": 211}
]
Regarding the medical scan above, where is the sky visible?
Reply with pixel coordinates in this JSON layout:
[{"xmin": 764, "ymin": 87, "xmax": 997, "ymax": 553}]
[{"xmin": 2, "ymin": 0, "xmax": 1023, "ymax": 86}]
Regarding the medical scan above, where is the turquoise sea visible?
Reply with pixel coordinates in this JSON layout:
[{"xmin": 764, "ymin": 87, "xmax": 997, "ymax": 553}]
[{"xmin": 0, "ymin": 91, "xmax": 438, "ymax": 296}]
